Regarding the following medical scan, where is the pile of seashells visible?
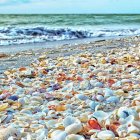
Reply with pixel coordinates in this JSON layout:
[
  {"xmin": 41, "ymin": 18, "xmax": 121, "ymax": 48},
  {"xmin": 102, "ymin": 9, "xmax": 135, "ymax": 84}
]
[{"xmin": 0, "ymin": 45, "xmax": 140, "ymax": 140}]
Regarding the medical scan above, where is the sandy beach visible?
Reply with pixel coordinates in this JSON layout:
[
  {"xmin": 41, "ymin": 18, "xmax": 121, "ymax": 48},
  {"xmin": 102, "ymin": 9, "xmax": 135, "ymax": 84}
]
[
  {"xmin": 0, "ymin": 35, "xmax": 140, "ymax": 139},
  {"xmin": 0, "ymin": 36, "xmax": 140, "ymax": 74}
]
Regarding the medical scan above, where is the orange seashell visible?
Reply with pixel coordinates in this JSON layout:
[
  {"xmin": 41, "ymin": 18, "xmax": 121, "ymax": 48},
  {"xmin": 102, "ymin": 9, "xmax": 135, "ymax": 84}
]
[
  {"xmin": 16, "ymin": 82, "xmax": 25, "ymax": 88},
  {"xmin": 42, "ymin": 69, "xmax": 48, "ymax": 74},
  {"xmin": 108, "ymin": 79, "xmax": 115, "ymax": 87},
  {"xmin": 55, "ymin": 105, "xmax": 66, "ymax": 111},
  {"xmin": 81, "ymin": 63, "xmax": 89, "ymax": 68},
  {"xmin": 107, "ymin": 121, "xmax": 120, "ymax": 134},
  {"xmin": 88, "ymin": 119, "xmax": 101, "ymax": 130},
  {"xmin": 71, "ymin": 90, "xmax": 78, "ymax": 95},
  {"xmin": 11, "ymin": 102, "xmax": 21, "ymax": 109},
  {"xmin": 77, "ymin": 76, "xmax": 84, "ymax": 81},
  {"xmin": 48, "ymin": 105, "xmax": 56, "ymax": 110},
  {"xmin": 19, "ymin": 67, "xmax": 26, "ymax": 71}
]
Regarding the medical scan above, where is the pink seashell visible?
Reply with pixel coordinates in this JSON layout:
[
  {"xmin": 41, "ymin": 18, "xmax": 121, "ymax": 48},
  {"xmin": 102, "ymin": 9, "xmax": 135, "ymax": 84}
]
[{"xmin": 45, "ymin": 93, "xmax": 54, "ymax": 99}]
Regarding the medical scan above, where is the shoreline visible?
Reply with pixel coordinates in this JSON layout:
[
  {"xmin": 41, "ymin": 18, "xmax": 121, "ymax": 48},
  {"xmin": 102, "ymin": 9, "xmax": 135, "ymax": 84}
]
[
  {"xmin": 0, "ymin": 35, "xmax": 140, "ymax": 74},
  {"xmin": 0, "ymin": 35, "xmax": 140, "ymax": 139}
]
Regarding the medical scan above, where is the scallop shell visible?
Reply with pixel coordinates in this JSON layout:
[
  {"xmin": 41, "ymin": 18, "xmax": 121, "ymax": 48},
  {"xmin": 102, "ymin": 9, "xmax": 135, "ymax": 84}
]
[
  {"xmin": 66, "ymin": 134, "xmax": 85, "ymax": 140},
  {"xmin": 65, "ymin": 123, "xmax": 83, "ymax": 134},
  {"xmin": 97, "ymin": 130, "xmax": 115, "ymax": 140}
]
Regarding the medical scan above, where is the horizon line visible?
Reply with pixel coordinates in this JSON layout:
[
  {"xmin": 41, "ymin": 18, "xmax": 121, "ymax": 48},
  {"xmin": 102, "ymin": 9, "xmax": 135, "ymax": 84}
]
[{"xmin": 0, "ymin": 13, "xmax": 140, "ymax": 15}]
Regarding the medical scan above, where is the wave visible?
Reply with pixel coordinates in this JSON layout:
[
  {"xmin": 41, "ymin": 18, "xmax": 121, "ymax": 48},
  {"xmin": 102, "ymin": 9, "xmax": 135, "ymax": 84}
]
[{"xmin": 0, "ymin": 26, "xmax": 140, "ymax": 46}]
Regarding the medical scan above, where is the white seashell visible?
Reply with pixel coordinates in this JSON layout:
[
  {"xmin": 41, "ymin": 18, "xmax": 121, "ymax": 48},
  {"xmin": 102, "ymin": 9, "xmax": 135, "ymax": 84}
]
[
  {"xmin": 45, "ymin": 120, "xmax": 57, "ymax": 130},
  {"xmin": 63, "ymin": 116, "xmax": 80, "ymax": 127},
  {"xmin": 30, "ymin": 124, "xmax": 44, "ymax": 131},
  {"xmin": 8, "ymin": 137, "xmax": 14, "ymax": 140},
  {"xmin": 129, "ymin": 133, "xmax": 140, "ymax": 139},
  {"xmin": 66, "ymin": 134, "xmax": 85, "ymax": 140},
  {"xmin": 94, "ymin": 82, "xmax": 103, "ymax": 87},
  {"xmin": 117, "ymin": 107, "xmax": 129, "ymax": 118},
  {"xmin": 75, "ymin": 94, "xmax": 88, "ymax": 101},
  {"xmin": 65, "ymin": 123, "xmax": 83, "ymax": 134},
  {"xmin": 78, "ymin": 114, "xmax": 88, "ymax": 123},
  {"xmin": 90, "ymin": 80, "xmax": 97, "ymax": 86},
  {"xmin": 36, "ymin": 130, "xmax": 47, "ymax": 140},
  {"xmin": 116, "ymin": 124, "xmax": 127, "ymax": 137},
  {"xmin": 51, "ymin": 130, "xmax": 64, "ymax": 138},
  {"xmin": 121, "ymin": 79, "xmax": 131, "ymax": 83},
  {"xmin": 52, "ymin": 131, "xmax": 67, "ymax": 140},
  {"xmin": 79, "ymin": 80, "xmax": 91, "ymax": 90},
  {"xmin": 127, "ymin": 125, "xmax": 140, "ymax": 134},
  {"xmin": 89, "ymin": 101, "xmax": 99, "ymax": 110},
  {"xmin": 93, "ymin": 111, "xmax": 109, "ymax": 120},
  {"xmin": 104, "ymin": 88, "xmax": 114, "ymax": 97},
  {"xmin": 106, "ymin": 96, "xmax": 119, "ymax": 103},
  {"xmin": 96, "ymin": 95, "xmax": 104, "ymax": 101},
  {"xmin": 97, "ymin": 130, "xmax": 115, "ymax": 140}
]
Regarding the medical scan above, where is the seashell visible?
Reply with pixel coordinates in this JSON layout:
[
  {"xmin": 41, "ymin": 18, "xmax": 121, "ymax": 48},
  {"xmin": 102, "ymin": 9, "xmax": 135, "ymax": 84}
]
[
  {"xmin": 8, "ymin": 95, "xmax": 18, "ymax": 101},
  {"xmin": 45, "ymin": 120, "xmax": 57, "ymax": 129},
  {"xmin": 104, "ymin": 88, "xmax": 114, "ymax": 97},
  {"xmin": 35, "ymin": 128, "xmax": 48, "ymax": 140},
  {"xmin": 45, "ymin": 93, "xmax": 54, "ymax": 99},
  {"xmin": 50, "ymin": 130, "xmax": 63, "ymax": 138},
  {"xmin": 78, "ymin": 114, "xmax": 88, "ymax": 123},
  {"xmin": 18, "ymin": 98, "xmax": 25, "ymax": 105},
  {"xmin": 129, "ymin": 133, "xmax": 140, "ymax": 139},
  {"xmin": 0, "ymin": 127, "xmax": 21, "ymax": 140},
  {"xmin": 96, "ymin": 94, "xmax": 104, "ymax": 102},
  {"xmin": 65, "ymin": 123, "xmax": 83, "ymax": 134},
  {"xmin": 117, "ymin": 107, "xmax": 130, "ymax": 118},
  {"xmin": 30, "ymin": 124, "xmax": 44, "ymax": 132},
  {"xmin": 11, "ymin": 102, "xmax": 21, "ymax": 109},
  {"xmin": 66, "ymin": 134, "xmax": 85, "ymax": 140},
  {"xmin": 63, "ymin": 116, "xmax": 80, "ymax": 128},
  {"xmin": 127, "ymin": 125, "xmax": 140, "ymax": 134},
  {"xmin": 79, "ymin": 80, "xmax": 91, "ymax": 90},
  {"xmin": 89, "ymin": 101, "xmax": 99, "ymax": 110},
  {"xmin": 0, "ymin": 103, "xmax": 9, "ymax": 111},
  {"xmin": 14, "ymin": 121, "xmax": 29, "ymax": 128},
  {"xmin": 88, "ymin": 119, "xmax": 101, "ymax": 130},
  {"xmin": 116, "ymin": 124, "xmax": 128, "ymax": 137},
  {"xmin": 106, "ymin": 96, "xmax": 119, "ymax": 103},
  {"xmin": 51, "ymin": 130, "xmax": 67, "ymax": 140},
  {"xmin": 94, "ymin": 82, "xmax": 104, "ymax": 88},
  {"xmin": 97, "ymin": 130, "xmax": 115, "ymax": 140},
  {"xmin": 75, "ymin": 94, "xmax": 88, "ymax": 101}
]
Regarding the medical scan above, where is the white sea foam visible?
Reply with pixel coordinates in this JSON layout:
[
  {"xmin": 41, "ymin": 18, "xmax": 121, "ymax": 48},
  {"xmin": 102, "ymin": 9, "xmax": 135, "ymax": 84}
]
[{"xmin": 0, "ymin": 26, "xmax": 140, "ymax": 46}]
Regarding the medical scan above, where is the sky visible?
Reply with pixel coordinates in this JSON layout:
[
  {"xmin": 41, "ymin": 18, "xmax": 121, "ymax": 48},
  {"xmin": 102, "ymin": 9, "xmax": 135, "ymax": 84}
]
[{"xmin": 0, "ymin": 0, "xmax": 140, "ymax": 14}]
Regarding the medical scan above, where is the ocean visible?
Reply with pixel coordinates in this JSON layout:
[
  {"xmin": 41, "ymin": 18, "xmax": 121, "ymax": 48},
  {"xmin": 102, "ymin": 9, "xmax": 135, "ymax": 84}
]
[{"xmin": 0, "ymin": 14, "xmax": 140, "ymax": 46}]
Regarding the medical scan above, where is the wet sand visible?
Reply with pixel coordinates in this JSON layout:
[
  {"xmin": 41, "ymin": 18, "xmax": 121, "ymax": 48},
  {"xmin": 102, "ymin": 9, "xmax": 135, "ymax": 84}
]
[{"xmin": 0, "ymin": 36, "xmax": 140, "ymax": 74}]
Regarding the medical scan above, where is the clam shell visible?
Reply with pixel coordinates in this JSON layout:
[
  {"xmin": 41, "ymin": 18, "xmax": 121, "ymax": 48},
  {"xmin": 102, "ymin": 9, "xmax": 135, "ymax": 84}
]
[
  {"xmin": 97, "ymin": 130, "xmax": 115, "ymax": 140},
  {"xmin": 65, "ymin": 123, "xmax": 83, "ymax": 134},
  {"xmin": 66, "ymin": 134, "xmax": 85, "ymax": 140},
  {"xmin": 106, "ymin": 96, "xmax": 119, "ymax": 103},
  {"xmin": 127, "ymin": 125, "xmax": 140, "ymax": 134},
  {"xmin": 89, "ymin": 101, "xmax": 99, "ymax": 110},
  {"xmin": 51, "ymin": 130, "xmax": 67, "ymax": 140},
  {"xmin": 63, "ymin": 116, "xmax": 80, "ymax": 127}
]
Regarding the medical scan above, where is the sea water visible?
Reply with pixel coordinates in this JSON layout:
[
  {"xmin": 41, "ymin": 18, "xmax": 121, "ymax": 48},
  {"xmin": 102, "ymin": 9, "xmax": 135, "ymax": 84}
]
[{"xmin": 0, "ymin": 14, "xmax": 140, "ymax": 46}]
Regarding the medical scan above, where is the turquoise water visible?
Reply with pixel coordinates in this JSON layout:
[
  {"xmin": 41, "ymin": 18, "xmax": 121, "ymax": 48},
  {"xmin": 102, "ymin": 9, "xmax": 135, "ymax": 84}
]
[
  {"xmin": 0, "ymin": 14, "xmax": 140, "ymax": 27},
  {"xmin": 0, "ymin": 14, "xmax": 140, "ymax": 45}
]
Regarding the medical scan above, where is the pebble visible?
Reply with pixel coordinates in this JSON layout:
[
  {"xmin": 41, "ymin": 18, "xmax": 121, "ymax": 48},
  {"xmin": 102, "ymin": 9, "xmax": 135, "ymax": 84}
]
[{"xmin": 0, "ymin": 44, "xmax": 140, "ymax": 139}]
